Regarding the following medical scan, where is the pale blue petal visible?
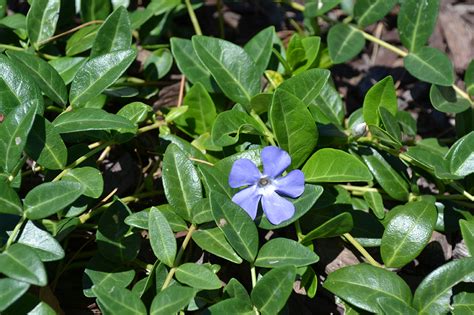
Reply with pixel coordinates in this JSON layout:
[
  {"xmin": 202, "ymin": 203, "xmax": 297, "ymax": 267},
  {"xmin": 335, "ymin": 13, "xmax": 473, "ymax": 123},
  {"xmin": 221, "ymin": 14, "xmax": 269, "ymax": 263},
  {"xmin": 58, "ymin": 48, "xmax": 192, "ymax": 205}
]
[
  {"xmin": 232, "ymin": 185, "xmax": 261, "ymax": 219},
  {"xmin": 229, "ymin": 158, "xmax": 262, "ymax": 188},
  {"xmin": 274, "ymin": 170, "xmax": 305, "ymax": 198},
  {"xmin": 261, "ymin": 146, "xmax": 291, "ymax": 178},
  {"xmin": 261, "ymin": 191, "xmax": 295, "ymax": 225}
]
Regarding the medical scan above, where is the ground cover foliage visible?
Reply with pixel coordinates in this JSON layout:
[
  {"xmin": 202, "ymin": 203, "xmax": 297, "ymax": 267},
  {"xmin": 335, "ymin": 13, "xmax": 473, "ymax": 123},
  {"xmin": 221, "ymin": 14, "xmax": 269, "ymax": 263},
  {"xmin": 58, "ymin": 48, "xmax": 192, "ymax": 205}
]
[{"xmin": 0, "ymin": 0, "xmax": 473, "ymax": 314}]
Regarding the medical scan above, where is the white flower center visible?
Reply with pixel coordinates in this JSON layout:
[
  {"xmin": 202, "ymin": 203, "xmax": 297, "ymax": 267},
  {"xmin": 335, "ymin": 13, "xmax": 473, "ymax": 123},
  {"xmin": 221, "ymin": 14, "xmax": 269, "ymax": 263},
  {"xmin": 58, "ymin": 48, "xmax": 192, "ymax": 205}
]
[{"xmin": 257, "ymin": 176, "xmax": 276, "ymax": 196}]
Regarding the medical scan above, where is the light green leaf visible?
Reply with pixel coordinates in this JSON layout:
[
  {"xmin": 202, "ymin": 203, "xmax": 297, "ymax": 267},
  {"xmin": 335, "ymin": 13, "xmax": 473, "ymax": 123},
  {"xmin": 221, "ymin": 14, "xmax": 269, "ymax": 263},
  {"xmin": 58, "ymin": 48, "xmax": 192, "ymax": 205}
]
[
  {"xmin": 192, "ymin": 227, "xmax": 243, "ymax": 264},
  {"xmin": 81, "ymin": 0, "xmax": 111, "ymax": 21},
  {"xmin": 0, "ymin": 243, "xmax": 47, "ymax": 286},
  {"xmin": 327, "ymin": 24, "xmax": 365, "ymax": 64},
  {"xmin": 0, "ymin": 180, "xmax": 22, "ymax": 215},
  {"xmin": 92, "ymin": 286, "xmax": 146, "ymax": 315},
  {"xmin": 445, "ymin": 131, "xmax": 474, "ymax": 176},
  {"xmin": 65, "ymin": 24, "xmax": 100, "ymax": 56},
  {"xmin": 26, "ymin": 0, "xmax": 60, "ymax": 48},
  {"xmin": 354, "ymin": 0, "xmax": 398, "ymax": 27},
  {"xmin": 466, "ymin": 60, "xmax": 474, "ymax": 96},
  {"xmin": 144, "ymin": 48, "xmax": 173, "ymax": 80},
  {"xmin": 363, "ymin": 191, "xmax": 385, "ymax": 219},
  {"xmin": 278, "ymin": 68, "xmax": 330, "ymax": 105},
  {"xmin": 148, "ymin": 207, "xmax": 177, "ymax": 267},
  {"xmin": 309, "ymin": 81, "xmax": 345, "ymax": 127},
  {"xmin": 62, "ymin": 167, "xmax": 104, "ymax": 198},
  {"xmin": 175, "ymin": 263, "xmax": 222, "ymax": 290},
  {"xmin": 452, "ymin": 292, "xmax": 474, "ymax": 315},
  {"xmin": 244, "ymin": 26, "xmax": 274, "ymax": 75},
  {"xmin": 404, "ymin": 47, "xmax": 454, "ymax": 86},
  {"xmin": 49, "ymin": 57, "xmax": 86, "ymax": 85},
  {"xmin": 0, "ymin": 278, "xmax": 29, "ymax": 312},
  {"xmin": 207, "ymin": 298, "xmax": 255, "ymax": 314},
  {"xmin": 150, "ymin": 285, "xmax": 196, "ymax": 315},
  {"xmin": 117, "ymin": 102, "xmax": 152, "ymax": 125},
  {"xmin": 430, "ymin": 85, "xmax": 471, "ymax": 113},
  {"xmin": 91, "ymin": 6, "xmax": 131, "ymax": 57},
  {"xmin": 17, "ymin": 220, "xmax": 65, "ymax": 262},
  {"xmin": 362, "ymin": 76, "xmax": 398, "ymax": 126},
  {"xmin": 255, "ymin": 238, "xmax": 318, "ymax": 268},
  {"xmin": 460, "ymin": 219, "xmax": 474, "ymax": 256}
]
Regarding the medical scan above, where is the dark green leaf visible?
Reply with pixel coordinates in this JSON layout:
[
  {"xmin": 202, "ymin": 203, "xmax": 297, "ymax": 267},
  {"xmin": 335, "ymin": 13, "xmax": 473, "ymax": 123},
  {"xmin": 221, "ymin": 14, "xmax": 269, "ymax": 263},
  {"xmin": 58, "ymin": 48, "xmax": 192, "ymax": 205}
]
[
  {"xmin": 354, "ymin": 0, "xmax": 398, "ymax": 27},
  {"xmin": 192, "ymin": 227, "xmax": 243, "ymax": 264},
  {"xmin": 26, "ymin": 0, "xmax": 60, "ymax": 48},
  {"xmin": 430, "ymin": 85, "xmax": 471, "ymax": 113},
  {"xmin": 255, "ymin": 238, "xmax": 318, "ymax": 268},
  {"xmin": 224, "ymin": 278, "xmax": 250, "ymax": 302},
  {"xmin": 309, "ymin": 81, "xmax": 345, "ymax": 127},
  {"xmin": 363, "ymin": 191, "xmax": 384, "ymax": 219},
  {"xmin": 376, "ymin": 297, "xmax": 418, "ymax": 315},
  {"xmin": 62, "ymin": 167, "xmax": 104, "ymax": 198},
  {"xmin": 28, "ymin": 301, "xmax": 55, "ymax": 315},
  {"xmin": 207, "ymin": 298, "xmax": 254, "ymax": 314},
  {"xmin": 278, "ymin": 68, "xmax": 330, "ymax": 105},
  {"xmin": 148, "ymin": 207, "xmax": 176, "ymax": 268},
  {"xmin": 211, "ymin": 108, "xmax": 264, "ymax": 147},
  {"xmin": 0, "ymin": 243, "xmax": 47, "ymax": 286},
  {"xmin": 452, "ymin": 292, "xmax": 474, "ymax": 315},
  {"xmin": 301, "ymin": 211, "xmax": 353, "ymax": 242},
  {"xmin": 117, "ymin": 102, "xmax": 152, "ymax": 125},
  {"xmin": 175, "ymin": 263, "xmax": 222, "ymax": 290},
  {"xmin": 65, "ymin": 24, "xmax": 99, "ymax": 56},
  {"xmin": 92, "ymin": 286, "xmax": 146, "ymax": 315},
  {"xmin": 328, "ymin": 24, "xmax": 365, "ymax": 64},
  {"xmin": 0, "ymin": 180, "xmax": 22, "ymax": 215},
  {"xmin": 446, "ymin": 131, "xmax": 474, "ymax": 176},
  {"xmin": 466, "ymin": 60, "xmax": 474, "ymax": 96},
  {"xmin": 17, "ymin": 220, "xmax": 65, "ymax": 262},
  {"xmin": 244, "ymin": 26, "xmax": 274, "ymax": 75},
  {"xmin": 49, "ymin": 57, "xmax": 87, "ymax": 84},
  {"xmin": 144, "ymin": 48, "xmax": 173, "ymax": 80},
  {"xmin": 198, "ymin": 163, "xmax": 232, "ymax": 198},
  {"xmin": 362, "ymin": 76, "xmax": 398, "ymax": 126},
  {"xmin": 304, "ymin": 0, "xmax": 341, "ymax": 17},
  {"xmin": 460, "ymin": 220, "xmax": 474, "ymax": 256},
  {"xmin": 0, "ymin": 278, "xmax": 29, "ymax": 312},
  {"xmin": 81, "ymin": 0, "xmax": 111, "ymax": 21},
  {"xmin": 150, "ymin": 285, "xmax": 195, "ymax": 315},
  {"xmin": 404, "ymin": 47, "xmax": 454, "ymax": 86}
]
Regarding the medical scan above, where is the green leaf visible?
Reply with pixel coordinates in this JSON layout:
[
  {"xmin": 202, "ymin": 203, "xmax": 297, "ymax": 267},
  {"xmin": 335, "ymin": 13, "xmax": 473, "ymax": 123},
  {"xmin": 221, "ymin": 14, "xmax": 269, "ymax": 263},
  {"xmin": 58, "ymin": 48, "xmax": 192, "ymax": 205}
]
[
  {"xmin": 309, "ymin": 81, "xmax": 345, "ymax": 127},
  {"xmin": 224, "ymin": 278, "xmax": 251, "ymax": 302},
  {"xmin": 397, "ymin": 0, "xmax": 440, "ymax": 51},
  {"xmin": 328, "ymin": 24, "xmax": 365, "ymax": 64},
  {"xmin": 170, "ymin": 38, "xmax": 217, "ymax": 92},
  {"xmin": 0, "ymin": 243, "xmax": 47, "ymax": 286},
  {"xmin": 0, "ymin": 13, "xmax": 27, "ymax": 39},
  {"xmin": 0, "ymin": 278, "xmax": 29, "ymax": 312},
  {"xmin": 211, "ymin": 108, "xmax": 264, "ymax": 147},
  {"xmin": 117, "ymin": 102, "xmax": 152, "ymax": 125},
  {"xmin": 91, "ymin": 6, "xmax": 131, "ymax": 58},
  {"xmin": 96, "ymin": 199, "xmax": 140, "ymax": 262},
  {"xmin": 278, "ymin": 68, "xmax": 330, "ymax": 105},
  {"xmin": 49, "ymin": 57, "xmax": 86, "ymax": 85},
  {"xmin": 363, "ymin": 191, "xmax": 385, "ymax": 219},
  {"xmin": 210, "ymin": 191, "xmax": 259, "ymax": 262},
  {"xmin": 175, "ymin": 263, "xmax": 222, "ymax": 290},
  {"xmin": 25, "ymin": 116, "xmax": 67, "ymax": 170},
  {"xmin": 323, "ymin": 263, "xmax": 412, "ymax": 313},
  {"xmin": 381, "ymin": 200, "xmax": 437, "ymax": 268},
  {"xmin": 7, "ymin": 50, "xmax": 67, "ymax": 105},
  {"xmin": 270, "ymin": 89, "xmax": 317, "ymax": 168},
  {"xmin": 255, "ymin": 238, "xmax": 318, "ymax": 268},
  {"xmin": 362, "ymin": 76, "xmax": 398, "ymax": 126},
  {"xmin": 404, "ymin": 47, "xmax": 454, "ymax": 86},
  {"xmin": 26, "ymin": 0, "xmax": 60, "ymax": 48},
  {"xmin": 144, "ymin": 48, "xmax": 173, "ymax": 80},
  {"xmin": 413, "ymin": 257, "xmax": 474, "ymax": 315},
  {"xmin": 376, "ymin": 297, "xmax": 418, "ymax": 315},
  {"xmin": 0, "ymin": 180, "xmax": 22, "ymax": 215},
  {"xmin": 354, "ymin": 0, "xmax": 398, "ymax": 27},
  {"xmin": 304, "ymin": 0, "xmax": 341, "ymax": 17},
  {"xmin": 174, "ymin": 82, "xmax": 217, "ymax": 135},
  {"xmin": 198, "ymin": 163, "xmax": 232, "ymax": 199},
  {"xmin": 207, "ymin": 298, "xmax": 255, "ymax": 314},
  {"xmin": 92, "ymin": 286, "xmax": 146, "ymax": 315},
  {"xmin": 445, "ymin": 131, "xmax": 474, "ymax": 176},
  {"xmin": 360, "ymin": 147, "xmax": 409, "ymax": 200},
  {"xmin": 62, "ymin": 167, "xmax": 104, "ymax": 198},
  {"xmin": 148, "ymin": 207, "xmax": 176, "ymax": 268},
  {"xmin": 452, "ymin": 292, "xmax": 474, "ymax": 315},
  {"xmin": 466, "ymin": 60, "xmax": 474, "ymax": 96},
  {"xmin": 162, "ymin": 144, "xmax": 202, "ymax": 221},
  {"xmin": 379, "ymin": 107, "xmax": 401, "ymax": 141},
  {"xmin": 191, "ymin": 198, "xmax": 213, "ymax": 225},
  {"xmin": 430, "ymin": 85, "xmax": 471, "ymax": 113},
  {"xmin": 251, "ymin": 266, "xmax": 296, "ymax": 315},
  {"xmin": 24, "ymin": 181, "xmax": 84, "ymax": 220},
  {"xmin": 460, "ymin": 220, "xmax": 474, "ymax": 256},
  {"xmin": 150, "ymin": 285, "xmax": 196, "ymax": 315},
  {"xmin": 192, "ymin": 227, "xmax": 243, "ymax": 264},
  {"xmin": 302, "ymin": 148, "xmax": 373, "ymax": 182},
  {"xmin": 301, "ymin": 211, "xmax": 353, "ymax": 242},
  {"xmin": 17, "ymin": 220, "xmax": 65, "ymax": 262},
  {"xmin": 244, "ymin": 26, "xmax": 274, "ymax": 76},
  {"xmin": 69, "ymin": 49, "xmax": 136, "ymax": 106},
  {"xmin": 192, "ymin": 35, "xmax": 260, "ymax": 105},
  {"xmin": 294, "ymin": 36, "xmax": 321, "ymax": 74},
  {"xmin": 29, "ymin": 301, "xmax": 56, "ymax": 315},
  {"xmin": 65, "ymin": 24, "xmax": 100, "ymax": 56},
  {"xmin": 52, "ymin": 108, "xmax": 136, "ymax": 134},
  {"xmin": 81, "ymin": 0, "xmax": 111, "ymax": 21}
]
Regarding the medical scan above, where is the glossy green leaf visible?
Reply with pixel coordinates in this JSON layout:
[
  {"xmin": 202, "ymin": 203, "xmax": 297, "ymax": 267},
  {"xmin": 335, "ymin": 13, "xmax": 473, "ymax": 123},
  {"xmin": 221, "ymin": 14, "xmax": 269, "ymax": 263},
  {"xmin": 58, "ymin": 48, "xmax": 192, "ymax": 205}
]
[
  {"xmin": 148, "ymin": 207, "xmax": 176, "ymax": 268},
  {"xmin": 162, "ymin": 144, "xmax": 202, "ymax": 221},
  {"xmin": 270, "ymin": 89, "xmax": 317, "ymax": 168},
  {"xmin": 26, "ymin": 0, "xmax": 60, "ymax": 48},
  {"xmin": 251, "ymin": 266, "xmax": 296, "ymax": 315},
  {"xmin": 170, "ymin": 38, "xmax": 216, "ymax": 92},
  {"xmin": 363, "ymin": 191, "xmax": 384, "ymax": 219},
  {"xmin": 65, "ymin": 24, "xmax": 100, "ymax": 56},
  {"xmin": 96, "ymin": 199, "xmax": 140, "ymax": 262},
  {"xmin": 0, "ymin": 243, "xmax": 47, "ymax": 286},
  {"xmin": 381, "ymin": 200, "xmax": 437, "ymax": 267},
  {"xmin": 244, "ymin": 26, "xmax": 274, "ymax": 75},
  {"xmin": 303, "ymin": 148, "xmax": 373, "ymax": 182},
  {"xmin": 7, "ymin": 50, "xmax": 67, "ymax": 105},
  {"xmin": 91, "ymin": 6, "xmax": 131, "ymax": 58},
  {"xmin": 328, "ymin": 24, "xmax": 365, "ymax": 64},
  {"xmin": 192, "ymin": 35, "xmax": 260, "ymax": 105},
  {"xmin": 24, "ymin": 181, "xmax": 84, "ymax": 220},
  {"xmin": 52, "ymin": 108, "xmax": 136, "ymax": 134},
  {"xmin": 294, "ymin": 36, "xmax": 321, "ymax": 74},
  {"xmin": 198, "ymin": 164, "xmax": 232, "ymax": 199},
  {"xmin": 413, "ymin": 257, "xmax": 474, "ymax": 315},
  {"xmin": 278, "ymin": 68, "xmax": 330, "ymax": 105},
  {"xmin": 70, "ymin": 49, "xmax": 136, "ymax": 106},
  {"xmin": 354, "ymin": 0, "xmax": 397, "ymax": 27},
  {"xmin": 430, "ymin": 85, "xmax": 471, "ymax": 113},
  {"xmin": 224, "ymin": 278, "xmax": 250, "ymax": 302},
  {"xmin": 211, "ymin": 108, "xmax": 264, "ymax": 147},
  {"xmin": 376, "ymin": 297, "xmax": 418, "ymax": 315},
  {"xmin": 192, "ymin": 227, "xmax": 243, "ymax": 264},
  {"xmin": 210, "ymin": 191, "xmax": 259, "ymax": 262},
  {"xmin": 29, "ymin": 301, "xmax": 56, "ymax": 314},
  {"xmin": 49, "ymin": 57, "xmax": 86, "ymax": 85},
  {"xmin": 191, "ymin": 198, "xmax": 213, "ymax": 225},
  {"xmin": 144, "ymin": 48, "xmax": 173, "ymax": 80},
  {"xmin": 404, "ymin": 47, "xmax": 454, "ymax": 86},
  {"xmin": 207, "ymin": 298, "xmax": 255, "ymax": 314},
  {"xmin": 379, "ymin": 107, "xmax": 401, "ymax": 141},
  {"xmin": 362, "ymin": 76, "xmax": 398, "ymax": 126},
  {"xmin": 323, "ymin": 263, "xmax": 412, "ymax": 313},
  {"xmin": 117, "ymin": 102, "xmax": 152, "ymax": 125},
  {"xmin": 304, "ymin": 0, "xmax": 341, "ymax": 17},
  {"xmin": 25, "ymin": 116, "xmax": 67, "ymax": 170},
  {"xmin": 0, "ymin": 278, "xmax": 29, "ymax": 312},
  {"xmin": 17, "ymin": 220, "xmax": 65, "ymax": 262},
  {"xmin": 92, "ymin": 286, "xmax": 146, "ymax": 315},
  {"xmin": 396, "ymin": 111, "xmax": 417, "ymax": 136},
  {"xmin": 466, "ymin": 60, "xmax": 474, "ymax": 96},
  {"xmin": 398, "ymin": 0, "xmax": 440, "ymax": 51},
  {"xmin": 360, "ymin": 147, "xmax": 409, "ymax": 201},
  {"xmin": 175, "ymin": 263, "xmax": 222, "ymax": 290},
  {"xmin": 301, "ymin": 211, "xmax": 353, "ymax": 242},
  {"xmin": 174, "ymin": 82, "xmax": 217, "ymax": 135},
  {"xmin": 452, "ymin": 292, "xmax": 474, "ymax": 315},
  {"xmin": 0, "ymin": 180, "xmax": 22, "ymax": 215},
  {"xmin": 460, "ymin": 220, "xmax": 474, "ymax": 256},
  {"xmin": 255, "ymin": 238, "xmax": 318, "ymax": 268},
  {"xmin": 150, "ymin": 285, "xmax": 195, "ymax": 315},
  {"xmin": 309, "ymin": 81, "xmax": 345, "ymax": 127},
  {"xmin": 62, "ymin": 167, "xmax": 104, "ymax": 198},
  {"xmin": 446, "ymin": 131, "xmax": 474, "ymax": 176},
  {"xmin": 81, "ymin": 0, "xmax": 111, "ymax": 21}
]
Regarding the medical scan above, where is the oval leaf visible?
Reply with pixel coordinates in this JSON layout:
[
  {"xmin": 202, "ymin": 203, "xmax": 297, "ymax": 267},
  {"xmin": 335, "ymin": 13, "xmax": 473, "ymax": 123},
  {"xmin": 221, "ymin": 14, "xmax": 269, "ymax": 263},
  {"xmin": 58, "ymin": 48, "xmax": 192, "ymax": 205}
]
[
  {"xmin": 192, "ymin": 227, "xmax": 243, "ymax": 264},
  {"xmin": 92, "ymin": 286, "xmax": 146, "ymax": 315},
  {"xmin": 404, "ymin": 47, "xmax": 454, "ymax": 86},
  {"xmin": 91, "ymin": 6, "xmax": 131, "ymax": 57},
  {"xmin": 255, "ymin": 238, "xmax": 319, "ymax": 268},
  {"xmin": 328, "ymin": 24, "xmax": 365, "ymax": 64},
  {"xmin": 430, "ymin": 85, "xmax": 471, "ymax": 114},
  {"xmin": 62, "ymin": 166, "xmax": 104, "ymax": 198},
  {"xmin": 175, "ymin": 263, "xmax": 222, "ymax": 290},
  {"xmin": 0, "ymin": 243, "xmax": 47, "ymax": 286},
  {"xmin": 0, "ymin": 180, "xmax": 22, "ymax": 215},
  {"xmin": 150, "ymin": 285, "xmax": 196, "ymax": 315},
  {"xmin": 148, "ymin": 207, "xmax": 177, "ymax": 268},
  {"xmin": 354, "ymin": 0, "xmax": 398, "ymax": 27},
  {"xmin": 0, "ymin": 278, "xmax": 30, "ymax": 312},
  {"xmin": 26, "ymin": 0, "xmax": 60, "ymax": 48},
  {"xmin": 446, "ymin": 131, "xmax": 474, "ymax": 177},
  {"xmin": 17, "ymin": 220, "xmax": 65, "ymax": 262},
  {"xmin": 362, "ymin": 76, "xmax": 398, "ymax": 126}
]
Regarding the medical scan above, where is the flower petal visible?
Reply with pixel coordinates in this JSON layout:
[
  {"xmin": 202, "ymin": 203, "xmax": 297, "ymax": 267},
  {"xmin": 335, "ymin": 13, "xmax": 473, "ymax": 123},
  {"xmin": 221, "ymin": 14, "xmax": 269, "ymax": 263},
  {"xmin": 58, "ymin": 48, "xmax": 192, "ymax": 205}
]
[
  {"xmin": 261, "ymin": 146, "xmax": 291, "ymax": 178},
  {"xmin": 229, "ymin": 158, "xmax": 262, "ymax": 188},
  {"xmin": 261, "ymin": 191, "xmax": 295, "ymax": 225},
  {"xmin": 274, "ymin": 170, "xmax": 305, "ymax": 198},
  {"xmin": 232, "ymin": 186, "xmax": 261, "ymax": 219}
]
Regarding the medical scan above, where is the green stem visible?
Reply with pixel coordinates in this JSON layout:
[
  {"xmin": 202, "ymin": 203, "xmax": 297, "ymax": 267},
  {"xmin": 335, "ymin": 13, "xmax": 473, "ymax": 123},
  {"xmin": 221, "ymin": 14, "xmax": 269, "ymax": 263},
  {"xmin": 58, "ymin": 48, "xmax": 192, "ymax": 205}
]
[
  {"xmin": 184, "ymin": 0, "xmax": 203, "ymax": 36},
  {"xmin": 138, "ymin": 121, "xmax": 165, "ymax": 134},
  {"xmin": 4, "ymin": 215, "xmax": 26, "ymax": 250},
  {"xmin": 216, "ymin": 0, "xmax": 225, "ymax": 38},
  {"xmin": 339, "ymin": 184, "xmax": 379, "ymax": 194},
  {"xmin": 250, "ymin": 265, "xmax": 257, "ymax": 288},
  {"xmin": 449, "ymin": 182, "xmax": 474, "ymax": 202},
  {"xmin": 36, "ymin": 20, "xmax": 104, "ymax": 47},
  {"xmin": 250, "ymin": 109, "xmax": 277, "ymax": 146},
  {"xmin": 342, "ymin": 233, "xmax": 383, "ymax": 268},
  {"xmin": 0, "ymin": 44, "xmax": 24, "ymax": 51},
  {"xmin": 271, "ymin": 48, "xmax": 292, "ymax": 75},
  {"xmin": 161, "ymin": 224, "xmax": 197, "ymax": 291},
  {"xmin": 354, "ymin": 27, "xmax": 408, "ymax": 57}
]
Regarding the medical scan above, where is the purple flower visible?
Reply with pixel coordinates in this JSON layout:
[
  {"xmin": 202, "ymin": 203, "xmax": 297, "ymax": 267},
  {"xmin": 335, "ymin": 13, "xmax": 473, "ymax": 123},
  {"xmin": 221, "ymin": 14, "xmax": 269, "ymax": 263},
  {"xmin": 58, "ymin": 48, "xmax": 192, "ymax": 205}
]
[{"xmin": 228, "ymin": 146, "xmax": 305, "ymax": 225}]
